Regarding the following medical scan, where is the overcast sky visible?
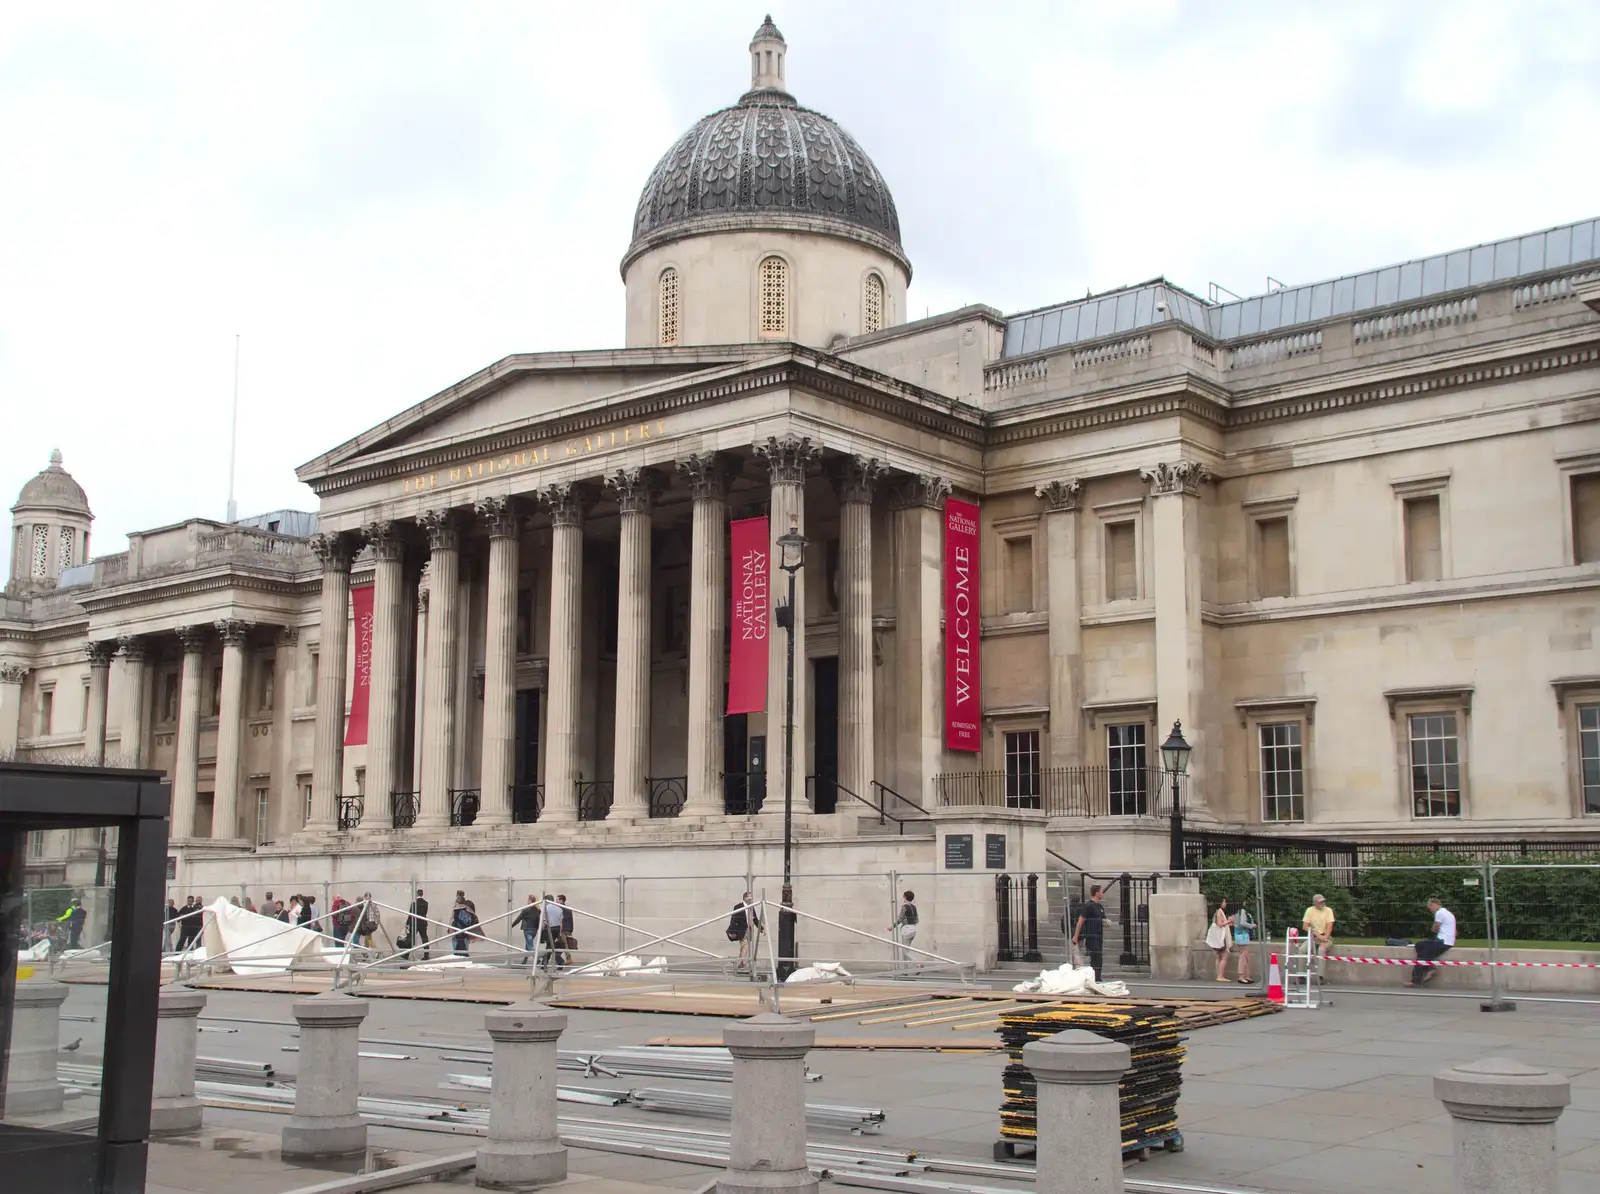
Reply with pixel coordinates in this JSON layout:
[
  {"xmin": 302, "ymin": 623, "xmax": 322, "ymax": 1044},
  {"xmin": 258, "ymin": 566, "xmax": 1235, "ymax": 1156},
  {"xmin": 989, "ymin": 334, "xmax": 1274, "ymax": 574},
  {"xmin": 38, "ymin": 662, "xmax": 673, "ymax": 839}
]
[{"xmin": 3, "ymin": 1, "xmax": 1597, "ymax": 574}]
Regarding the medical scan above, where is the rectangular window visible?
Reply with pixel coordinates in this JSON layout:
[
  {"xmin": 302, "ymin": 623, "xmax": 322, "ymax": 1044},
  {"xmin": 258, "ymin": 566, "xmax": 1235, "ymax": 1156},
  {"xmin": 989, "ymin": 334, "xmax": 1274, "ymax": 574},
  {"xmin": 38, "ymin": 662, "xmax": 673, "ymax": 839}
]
[
  {"xmin": 209, "ymin": 666, "xmax": 223, "ymax": 716},
  {"xmin": 82, "ymin": 680, "xmax": 92, "ymax": 730},
  {"xmin": 1003, "ymin": 730, "xmax": 1041, "ymax": 809},
  {"xmin": 1003, "ymin": 536, "xmax": 1034, "ymax": 613},
  {"xmin": 27, "ymin": 830, "xmax": 46, "ymax": 857},
  {"xmin": 1256, "ymin": 517, "xmax": 1291, "ymax": 598},
  {"xmin": 354, "ymin": 767, "xmax": 366, "ymax": 797},
  {"xmin": 306, "ymin": 651, "xmax": 319, "ymax": 706},
  {"xmin": 39, "ymin": 689, "xmax": 54, "ymax": 737},
  {"xmin": 1408, "ymin": 712, "xmax": 1462, "ymax": 817},
  {"xmin": 258, "ymin": 658, "xmax": 276, "ymax": 713},
  {"xmin": 1258, "ymin": 722, "xmax": 1305, "ymax": 821},
  {"xmin": 1404, "ymin": 495, "xmax": 1442, "ymax": 582},
  {"xmin": 161, "ymin": 672, "xmax": 180, "ymax": 723},
  {"xmin": 254, "ymin": 787, "xmax": 271, "ymax": 846},
  {"xmin": 1105, "ymin": 521, "xmax": 1137, "ymax": 601},
  {"xmin": 1574, "ymin": 474, "xmax": 1600, "ymax": 564},
  {"xmin": 302, "ymin": 780, "xmax": 314, "ymax": 826},
  {"xmin": 1580, "ymin": 704, "xmax": 1600, "ymax": 815},
  {"xmin": 1106, "ymin": 723, "xmax": 1148, "ymax": 815}
]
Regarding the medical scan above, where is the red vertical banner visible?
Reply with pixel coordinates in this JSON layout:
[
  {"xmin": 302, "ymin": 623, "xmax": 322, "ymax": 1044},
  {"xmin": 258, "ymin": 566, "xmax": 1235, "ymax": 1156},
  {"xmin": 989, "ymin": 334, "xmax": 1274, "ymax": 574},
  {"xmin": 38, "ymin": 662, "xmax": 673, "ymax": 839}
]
[
  {"xmin": 944, "ymin": 498, "xmax": 982, "ymax": 751},
  {"xmin": 344, "ymin": 583, "xmax": 374, "ymax": 746},
  {"xmin": 727, "ymin": 516, "xmax": 770, "ymax": 715}
]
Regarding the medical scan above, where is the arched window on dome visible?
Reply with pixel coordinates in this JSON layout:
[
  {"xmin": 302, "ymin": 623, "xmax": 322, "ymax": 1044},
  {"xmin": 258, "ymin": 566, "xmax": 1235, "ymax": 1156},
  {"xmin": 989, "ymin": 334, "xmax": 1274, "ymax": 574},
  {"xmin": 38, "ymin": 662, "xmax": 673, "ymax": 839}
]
[
  {"xmin": 658, "ymin": 267, "xmax": 680, "ymax": 347},
  {"xmin": 759, "ymin": 256, "xmax": 788, "ymax": 338},
  {"xmin": 863, "ymin": 273, "xmax": 885, "ymax": 335}
]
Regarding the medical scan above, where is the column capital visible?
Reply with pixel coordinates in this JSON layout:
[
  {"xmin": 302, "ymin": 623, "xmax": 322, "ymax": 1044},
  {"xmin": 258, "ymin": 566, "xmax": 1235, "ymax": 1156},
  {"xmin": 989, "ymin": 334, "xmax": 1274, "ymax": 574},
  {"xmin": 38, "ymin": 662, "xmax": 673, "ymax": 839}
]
[
  {"xmin": 175, "ymin": 625, "xmax": 207, "ymax": 655},
  {"xmin": 215, "ymin": 619, "xmax": 254, "ymax": 647},
  {"xmin": 756, "ymin": 435, "xmax": 818, "ymax": 486},
  {"xmin": 278, "ymin": 625, "xmax": 300, "ymax": 648},
  {"xmin": 678, "ymin": 452, "xmax": 735, "ymax": 501},
  {"xmin": 419, "ymin": 507, "xmax": 463, "ymax": 552},
  {"xmin": 1035, "ymin": 479, "xmax": 1082, "ymax": 512},
  {"xmin": 540, "ymin": 482, "xmax": 590, "ymax": 529},
  {"xmin": 117, "ymin": 635, "xmax": 148, "ymax": 663},
  {"xmin": 1141, "ymin": 460, "xmax": 1211, "ymax": 497},
  {"xmin": 309, "ymin": 531, "xmax": 359, "ymax": 570},
  {"xmin": 85, "ymin": 640, "xmax": 119, "ymax": 667},
  {"xmin": 605, "ymin": 466, "xmax": 659, "ymax": 515},
  {"xmin": 833, "ymin": 456, "xmax": 887, "ymax": 505},
  {"xmin": 363, "ymin": 519, "xmax": 404, "ymax": 561},
  {"xmin": 476, "ymin": 495, "xmax": 522, "ymax": 539},
  {"xmin": 0, "ymin": 660, "xmax": 28, "ymax": 684},
  {"xmin": 890, "ymin": 473, "xmax": 951, "ymax": 510}
]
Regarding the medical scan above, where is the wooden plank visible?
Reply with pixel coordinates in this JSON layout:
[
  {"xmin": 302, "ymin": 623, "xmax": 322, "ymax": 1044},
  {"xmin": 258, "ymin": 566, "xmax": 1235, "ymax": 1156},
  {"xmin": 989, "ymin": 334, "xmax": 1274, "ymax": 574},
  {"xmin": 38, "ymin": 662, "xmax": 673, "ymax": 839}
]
[{"xmin": 645, "ymin": 1035, "xmax": 1002, "ymax": 1052}]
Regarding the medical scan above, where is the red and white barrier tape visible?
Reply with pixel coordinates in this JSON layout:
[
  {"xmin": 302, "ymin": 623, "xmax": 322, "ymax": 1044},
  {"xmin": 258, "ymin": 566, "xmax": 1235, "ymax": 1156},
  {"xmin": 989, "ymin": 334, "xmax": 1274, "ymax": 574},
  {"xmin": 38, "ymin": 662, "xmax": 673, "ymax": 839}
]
[{"xmin": 1319, "ymin": 954, "xmax": 1600, "ymax": 969}]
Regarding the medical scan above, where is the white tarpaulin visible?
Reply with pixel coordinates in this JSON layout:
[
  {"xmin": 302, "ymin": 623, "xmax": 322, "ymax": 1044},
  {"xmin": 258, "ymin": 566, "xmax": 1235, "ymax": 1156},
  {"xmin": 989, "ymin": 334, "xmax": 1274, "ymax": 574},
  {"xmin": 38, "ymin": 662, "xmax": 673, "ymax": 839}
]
[
  {"xmin": 199, "ymin": 898, "xmax": 341, "ymax": 975},
  {"xmin": 784, "ymin": 961, "xmax": 855, "ymax": 985},
  {"xmin": 1011, "ymin": 963, "xmax": 1129, "ymax": 997},
  {"xmin": 17, "ymin": 940, "xmax": 49, "ymax": 963}
]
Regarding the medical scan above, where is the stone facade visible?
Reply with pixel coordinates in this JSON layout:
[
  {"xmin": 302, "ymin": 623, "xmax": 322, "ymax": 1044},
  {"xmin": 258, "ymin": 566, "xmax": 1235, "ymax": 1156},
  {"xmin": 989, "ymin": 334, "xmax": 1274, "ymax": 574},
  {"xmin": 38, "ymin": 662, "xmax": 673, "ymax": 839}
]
[{"xmin": 5, "ymin": 21, "xmax": 1600, "ymax": 903}]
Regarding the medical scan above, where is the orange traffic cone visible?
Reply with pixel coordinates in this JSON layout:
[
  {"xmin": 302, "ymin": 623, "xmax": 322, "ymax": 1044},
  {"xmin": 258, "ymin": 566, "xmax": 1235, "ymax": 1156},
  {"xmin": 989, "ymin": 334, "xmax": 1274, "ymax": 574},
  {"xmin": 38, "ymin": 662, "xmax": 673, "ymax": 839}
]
[{"xmin": 1266, "ymin": 952, "xmax": 1284, "ymax": 1004}]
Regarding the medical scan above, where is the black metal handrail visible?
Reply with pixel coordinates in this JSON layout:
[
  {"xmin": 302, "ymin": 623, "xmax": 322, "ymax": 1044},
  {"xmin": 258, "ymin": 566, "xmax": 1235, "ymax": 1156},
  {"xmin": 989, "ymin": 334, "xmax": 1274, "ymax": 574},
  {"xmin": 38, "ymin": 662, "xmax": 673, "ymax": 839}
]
[
  {"xmin": 935, "ymin": 766, "xmax": 1171, "ymax": 818},
  {"xmin": 577, "ymin": 779, "xmax": 613, "ymax": 822},
  {"xmin": 511, "ymin": 783, "xmax": 543, "ymax": 824},
  {"xmin": 647, "ymin": 776, "xmax": 687, "ymax": 818},
  {"xmin": 390, "ymin": 791, "xmax": 420, "ymax": 829},
  {"xmin": 337, "ymin": 795, "xmax": 363, "ymax": 831},
  {"xmin": 449, "ymin": 788, "xmax": 480, "ymax": 827},
  {"xmin": 722, "ymin": 771, "xmax": 766, "ymax": 816},
  {"xmin": 836, "ymin": 780, "xmax": 933, "ymax": 835},
  {"xmin": 869, "ymin": 780, "xmax": 930, "ymax": 824}
]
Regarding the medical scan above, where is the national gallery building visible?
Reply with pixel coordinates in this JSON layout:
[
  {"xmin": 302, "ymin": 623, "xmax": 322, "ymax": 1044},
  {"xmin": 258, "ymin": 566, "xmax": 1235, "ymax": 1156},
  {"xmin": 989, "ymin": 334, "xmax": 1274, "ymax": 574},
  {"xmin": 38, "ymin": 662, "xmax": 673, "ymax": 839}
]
[{"xmin": 7, "ymin": 21, "xmax": 1600, "ymax": 906}]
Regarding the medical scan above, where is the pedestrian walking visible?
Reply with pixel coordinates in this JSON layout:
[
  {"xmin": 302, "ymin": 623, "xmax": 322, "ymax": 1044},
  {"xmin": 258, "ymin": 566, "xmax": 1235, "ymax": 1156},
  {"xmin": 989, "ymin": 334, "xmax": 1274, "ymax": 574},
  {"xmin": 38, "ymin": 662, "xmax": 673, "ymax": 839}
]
[
  {"xmin": 408, "ymin": 889, "xmax": 430, "ymax": 959},
  {"xmin": 538, "ymin": 894, "xmax": 566, "ymax": 967},
  {"xmin": 1071, "ymin": 885, "xmax": 1106, "ymax": 978},
  {"xmin": 1407, "ymin": 897, "xmax": 1457, "ymax": 988},
  {"xmin": 180, "ymin": 896, "xmax": 205, "ymax": 952},
  {"xmin": 57, "ymin": 898, "xmax": 87, "ymax": 950},
  {"xmin": 274, "ymin": 900, "xmax": 289, "ymax": 923},
  {"xmin": 1207, "ymin": 896, "xmax": 1234, "ymax": 981},
  {"xmin": 451, "ymin": 894, "xmax": 477, "ymax": 956},
  {"xmin": 727, "ymin": 892, "xmax": 762, "ymax": 972},
  {"xmin": 512, "ymin": 895, "xmax": 541, "ymax": 962},
  {"xmin": 243, "ymin": 895, "xmax": 256, "ymax": 915},
  {"xmin": 557, "ymin": 894, "xmax": 575, "ymax": 962},
  {"xmin": 330, "ymin": 894, "xmax": 352, "ymax": 942},
  {"xmin": 1231, "ymin": 900, "xmax": 1256, "ymax": 983},
  {"xmin": 891, "ymin": 891, "xmax": 919, "ymax": 962},
  {"xmin": 163, "ymin": 899, "xmax": 178, "ymax": 953},
  {"xmin": 357, "ymin": 893, "xmax": 380, "ymax": 950}
]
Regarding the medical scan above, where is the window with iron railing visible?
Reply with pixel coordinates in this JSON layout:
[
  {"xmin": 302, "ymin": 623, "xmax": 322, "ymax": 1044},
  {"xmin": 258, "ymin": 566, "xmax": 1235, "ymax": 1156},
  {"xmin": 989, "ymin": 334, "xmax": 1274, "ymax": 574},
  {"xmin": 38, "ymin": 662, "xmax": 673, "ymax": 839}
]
[
  {"xmin": 1003, "ymin": 730, "xmax": 1041, "ymax": 808},
  {"xmin": 1106, "ymin": 723, "xmax": 1148, "ymax": 815},
  {"xmin": 1258, "ymin": 721, "xmax": 1305, "ymax": 822}
]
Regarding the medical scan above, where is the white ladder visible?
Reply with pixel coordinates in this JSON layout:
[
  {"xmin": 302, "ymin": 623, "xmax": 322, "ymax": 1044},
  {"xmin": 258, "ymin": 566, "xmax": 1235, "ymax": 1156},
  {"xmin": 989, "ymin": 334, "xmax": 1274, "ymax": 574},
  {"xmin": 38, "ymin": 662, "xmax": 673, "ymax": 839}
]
[{"xmin": 1283, "ymin": 930, "xmax": 1320, "ymax": 1008}]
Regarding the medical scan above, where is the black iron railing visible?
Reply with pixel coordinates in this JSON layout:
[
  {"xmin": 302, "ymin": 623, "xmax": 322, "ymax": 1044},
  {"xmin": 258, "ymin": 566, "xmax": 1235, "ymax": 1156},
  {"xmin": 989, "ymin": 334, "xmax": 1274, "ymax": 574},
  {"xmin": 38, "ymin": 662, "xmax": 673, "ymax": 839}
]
[
  {"xmin": 647, "ymin": 776, "xmax": 687, "ymax": 818},
  {"xmin": 832, "ymin": 780, "xmax": 933, "ymax": 835},
  {"xmin": 995, "ymin": 873, "xmax": 1043, "ymax": 963},
  {"xmin": 449, "ymin": 788, "xmax": 480, "ymax": 827},
  {"xmin": 577, "ymin": 780, "xmax": 613, "ymax": 822},
  {"xmin": 723, "ymin": 771, "xmax": 766, "ymax": 816},
  {"xmin": 337, "ymin": 795, "xmax": 363, "ymax": 831},
  {"xmin": 1181, "ymin": 828, "xmax": 1600, "ymax": 872},
  {"xmin": 511, "ymin": 783, "xmax": 543, "ymax": 824},
  {"xmin": 1059, "ymin": 870, "xmax": 1157, "ymax": 967},
  {"xmin": 390, "ymin": 791, "xmax": 420, "ymax": 829},
  {"xmin": 937, "ymin": 766, "xmax": 1171, "ymax": 818}
]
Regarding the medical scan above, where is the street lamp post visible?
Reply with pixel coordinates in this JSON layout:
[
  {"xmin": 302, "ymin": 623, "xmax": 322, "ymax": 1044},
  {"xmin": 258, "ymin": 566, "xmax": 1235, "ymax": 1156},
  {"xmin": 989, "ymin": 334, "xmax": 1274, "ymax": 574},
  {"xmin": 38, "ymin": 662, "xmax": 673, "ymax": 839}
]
[
  {"xmin": 774, "ymin": 519, "xmax": 808, "ymax": 982},
  {"xmin": 1161, "ymin": 720, "xmax": 1192, "ymax": 873}
]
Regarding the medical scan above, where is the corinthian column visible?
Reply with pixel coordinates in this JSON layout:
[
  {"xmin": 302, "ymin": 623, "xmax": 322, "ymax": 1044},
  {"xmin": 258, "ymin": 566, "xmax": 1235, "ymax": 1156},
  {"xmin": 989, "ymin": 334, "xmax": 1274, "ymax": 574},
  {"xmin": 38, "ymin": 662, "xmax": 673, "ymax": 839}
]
[
  {"xmin": 678, "ymin": 454, "xmax": 730, "ymax": 817},
  {"xmin": 1037, "ymin": 480, "xmax": 1083, "ymax": 769},
  {"xmin": 608, "ymin": 469, "xmax": 656, "ymax": 818},
  {"xmin": 363, "ymin": 521, "xmax": 405, "ymax": 823},
  {"xmin": 835, "ymin": 457, "xmax": 884, "ymax": 806},
  {"xmin": 117, "ymin": 636, "xmax": 148, "ymax": 767},
  {"xmin": 308, "ymin": 532, "xmax": 357, "ymax": 832},
  {"xmin": 83, "ymin": 640, "xmax": 117, "ymax": 766},
  {"xmin": 211, "ymin": 620, "xmax": 251, "ymax": 840},
  {"xmin": 0, "ymin": 662, "xmax": 29, "ymax": 756},
  {"xmin": 892, "ymin": 474, "xmax": 951, "ymax": 805},
  {"xmin": 418, "ymin": 509, "xmax": 462, "ymax": 829},
  {"xmin": 478, "ymin": 497, "xmax": 520, "ymax": 825},
  {"xmin": 756, "ymin": 435, "xmax": 818, "ymax": 816},
  {"xmin": 172, "ymin": 626, "xmax": 206, "ymax": 839},
  {"xmin": 540, "ymin": 483, "xmax": 587, "ymax": 822}
]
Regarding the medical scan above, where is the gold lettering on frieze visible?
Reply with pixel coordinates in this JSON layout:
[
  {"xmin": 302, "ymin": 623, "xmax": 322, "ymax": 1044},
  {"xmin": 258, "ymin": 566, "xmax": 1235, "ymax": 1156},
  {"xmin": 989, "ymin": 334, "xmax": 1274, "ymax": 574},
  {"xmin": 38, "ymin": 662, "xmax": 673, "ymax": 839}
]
[{"xmin": 402, "ymin": 418, "xmax": 669, "ymax": 495}]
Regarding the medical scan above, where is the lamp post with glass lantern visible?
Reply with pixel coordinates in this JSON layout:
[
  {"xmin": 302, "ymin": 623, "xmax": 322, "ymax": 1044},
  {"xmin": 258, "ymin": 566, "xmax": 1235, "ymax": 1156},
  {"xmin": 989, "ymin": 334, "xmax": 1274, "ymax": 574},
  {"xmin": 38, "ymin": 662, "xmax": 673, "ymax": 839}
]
[
  {"xmin": 774, "ymin": 519, "xmax": 808, "ymax": 981},
  {"xmin": 1161, "ymin": 720, "xmax": 1191, "ymax": 873}
]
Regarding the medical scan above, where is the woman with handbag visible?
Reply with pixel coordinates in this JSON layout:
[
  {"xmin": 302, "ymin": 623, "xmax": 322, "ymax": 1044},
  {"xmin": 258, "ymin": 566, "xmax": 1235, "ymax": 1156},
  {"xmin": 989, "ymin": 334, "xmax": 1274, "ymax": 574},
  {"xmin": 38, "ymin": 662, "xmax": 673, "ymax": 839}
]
[
  {"xmin": 1231, "ymin": 901, "xmax": 1256, "ymax": 983},
  {"xmin": 1206, "ymin": 897, "xmax": 1234, "ymax": 981}
]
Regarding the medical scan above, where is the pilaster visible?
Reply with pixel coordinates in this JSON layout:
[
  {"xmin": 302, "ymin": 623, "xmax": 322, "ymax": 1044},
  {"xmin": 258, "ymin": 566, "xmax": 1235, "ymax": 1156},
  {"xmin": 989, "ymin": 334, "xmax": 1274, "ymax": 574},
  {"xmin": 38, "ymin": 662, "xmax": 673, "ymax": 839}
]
[
  {"xmin": 0, "ymin": 661, "xmax": 28, "ymax": 756},
  {"xmin": 172, "ymin": 625, "xmax": 206, "ymax": 840},
  {"xmin": 891, "ymin": 473, "xmax": 950, "ymax": 806},
  {"xmin": 363, "ymin": 520, "xmax": 406, "ymax": 827},
  {"xmin": 116, "ymin": 636, "xmax": 148, "ymax": 768},
  {"xmin": 679, "ymin": 454, "xmax": 731, "ymax": 817},
  {"xmin": 835, "ymin": 456, "xmax": 884, "ymax": 806},
  {"xmin": 211, "ymin": 619, "xmax": 252, "ymax": 842},
  {"xmin": 308, "ymin": 532, "xmax": 357, "ymax": 832},
  {"xmin": 541, "ymin": 483, "xmax": 589, "ymax": 822},
  {"xmin": 478, "ymin": 497, "xmax": 520, "ymax": 825},
  {"xmin": 1037, "ymin": 480, "xmax": 1082, "ymax": 769},
  {"xmin": 83, "ymin": 640, "xmax": 117, "ymax": 767},
  {"xmin": 608, "ymin": 468, "xmax": 657, "ymax": 817},
  {"xmin": 756, "ymin": 436, "xmax": 818, "ymax": 815},
  {"xmin": 271, "ymin": 627, "xmax": 298, "ymax": 840},
  {"xmin": 418, "ymin": 509, "xmax": 462, "ymax": 829}
]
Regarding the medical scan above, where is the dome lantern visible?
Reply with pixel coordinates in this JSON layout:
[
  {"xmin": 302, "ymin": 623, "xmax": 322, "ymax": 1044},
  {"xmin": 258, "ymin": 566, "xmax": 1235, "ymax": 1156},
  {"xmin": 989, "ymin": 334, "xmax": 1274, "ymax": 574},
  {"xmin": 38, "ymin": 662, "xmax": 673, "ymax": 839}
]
[{"xmin": 747, "ymin": 15, "xmax": 788, "ymax": 100}]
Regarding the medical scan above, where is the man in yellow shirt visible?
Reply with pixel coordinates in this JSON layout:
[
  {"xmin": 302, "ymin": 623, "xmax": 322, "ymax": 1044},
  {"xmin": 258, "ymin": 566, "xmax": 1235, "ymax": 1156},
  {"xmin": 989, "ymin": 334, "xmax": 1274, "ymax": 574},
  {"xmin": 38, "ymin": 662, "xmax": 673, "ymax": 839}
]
[{"xmin": 1302, "ymin": 894, "xmax": 1335, "ymax": 952}]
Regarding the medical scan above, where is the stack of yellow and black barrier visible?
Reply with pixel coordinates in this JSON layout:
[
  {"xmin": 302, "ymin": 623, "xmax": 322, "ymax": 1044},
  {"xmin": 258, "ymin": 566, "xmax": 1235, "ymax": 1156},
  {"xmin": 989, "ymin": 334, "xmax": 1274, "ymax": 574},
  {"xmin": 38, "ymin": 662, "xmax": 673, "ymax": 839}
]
[{"xmin": 997, "ymin": 1004, "xmax": 1185, "ymax": 1155}]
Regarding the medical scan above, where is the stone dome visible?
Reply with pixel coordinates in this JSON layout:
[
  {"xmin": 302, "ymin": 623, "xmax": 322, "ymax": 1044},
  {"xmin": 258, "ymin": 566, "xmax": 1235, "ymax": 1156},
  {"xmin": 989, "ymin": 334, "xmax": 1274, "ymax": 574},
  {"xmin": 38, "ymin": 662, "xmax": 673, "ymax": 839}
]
[
  {"xmin": 623, "ymin": 18, "xmax": 906, "ymax": 276},
  {"xmin": 13, "ymin": 449, "xmax": 90, "ymax": 516}
]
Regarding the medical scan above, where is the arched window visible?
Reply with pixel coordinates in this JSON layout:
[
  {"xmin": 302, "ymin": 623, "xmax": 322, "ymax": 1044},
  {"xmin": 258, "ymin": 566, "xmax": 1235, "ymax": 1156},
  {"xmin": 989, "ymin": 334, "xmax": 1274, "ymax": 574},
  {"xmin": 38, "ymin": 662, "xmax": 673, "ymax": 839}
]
[
  {"xmin": 759, "ymin": 256, "xmax": 788, "ymax": 337},
  {"xmin": 658, "ymin": 267, "xmax": 680, "ymax": 347},
  {"xmin": 863, "ymin": 273, "xmax": 885, "ymax": 334}
]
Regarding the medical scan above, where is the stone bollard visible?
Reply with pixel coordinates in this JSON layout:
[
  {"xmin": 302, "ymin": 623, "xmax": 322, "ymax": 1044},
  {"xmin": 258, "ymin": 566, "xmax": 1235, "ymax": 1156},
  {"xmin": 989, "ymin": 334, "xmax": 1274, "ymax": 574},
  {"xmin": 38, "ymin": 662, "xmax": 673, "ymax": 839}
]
[
  {"xmin": 282, "ymin": 992, "xmax": 370, "ymax": 1159},
  {"xmin": 8, "ymin": 979, "xmax": 70, "ymax": 1115},
  {"xmin": 150, "ymin": 986, "xmax": 207, "ymax": 1134},
  {"xmin": 1434, "ymin": 1057, "xmax": 1570, "ymax": 1194},
  {"xmin": 477, "ymin": 1002, "xmax": 568, "ymax": 1189},
  {"xmin": 1024, "ymin": 1028, "xmax": 1132, "ymax": 1194},
  {"xmin": 719, "ymin": 1013, "xmax": 817, "ymax": 1194}
]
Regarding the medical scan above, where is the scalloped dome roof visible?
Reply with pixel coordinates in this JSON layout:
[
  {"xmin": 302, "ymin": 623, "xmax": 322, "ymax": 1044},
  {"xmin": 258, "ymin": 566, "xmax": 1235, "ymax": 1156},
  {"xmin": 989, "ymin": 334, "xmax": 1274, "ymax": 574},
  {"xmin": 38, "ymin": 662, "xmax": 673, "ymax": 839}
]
[
  {"xmin": 624, "ymin": 19, "xmax": 905, "ymax": 274},
  {"xmin": 13, "ymin": 449, "xmax": 91, "ymax": 517}
]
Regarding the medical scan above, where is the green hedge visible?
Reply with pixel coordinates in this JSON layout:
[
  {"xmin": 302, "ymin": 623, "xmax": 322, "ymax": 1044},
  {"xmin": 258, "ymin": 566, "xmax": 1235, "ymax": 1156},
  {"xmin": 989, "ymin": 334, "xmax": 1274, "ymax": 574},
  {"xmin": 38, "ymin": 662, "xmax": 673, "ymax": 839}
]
[{"xmin": 1197, "ymin": 852, "xmax": 1358, "ymax": 939}]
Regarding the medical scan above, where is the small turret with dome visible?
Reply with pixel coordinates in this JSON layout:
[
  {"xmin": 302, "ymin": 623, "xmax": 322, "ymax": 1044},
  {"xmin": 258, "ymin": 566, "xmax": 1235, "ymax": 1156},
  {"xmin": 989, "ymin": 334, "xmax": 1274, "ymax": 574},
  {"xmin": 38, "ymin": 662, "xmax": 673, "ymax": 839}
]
[
  {"xmin": 622, "ymin": 17, "xmax": 909, "ymax": 350},
  {"xmin": 9, "ymin": 449, "xmax": 93, "ymax": 595}
]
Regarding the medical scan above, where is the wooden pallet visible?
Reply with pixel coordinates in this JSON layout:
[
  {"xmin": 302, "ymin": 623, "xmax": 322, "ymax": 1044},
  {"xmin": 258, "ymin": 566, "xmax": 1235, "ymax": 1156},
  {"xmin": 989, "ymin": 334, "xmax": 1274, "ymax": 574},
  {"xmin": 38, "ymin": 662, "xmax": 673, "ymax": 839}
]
[{"xmin": 646, "ymin": 1035, "xmax": 1002, "ymax": 1052}]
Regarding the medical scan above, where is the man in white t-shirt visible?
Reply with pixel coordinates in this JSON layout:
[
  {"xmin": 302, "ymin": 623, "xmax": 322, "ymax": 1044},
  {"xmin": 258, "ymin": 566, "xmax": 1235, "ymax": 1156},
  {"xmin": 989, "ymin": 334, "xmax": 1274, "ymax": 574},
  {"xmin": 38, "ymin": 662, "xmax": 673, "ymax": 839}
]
[{"xmin": 1409, "ymin": 897, "xmax": 1457, "ymax": 987}]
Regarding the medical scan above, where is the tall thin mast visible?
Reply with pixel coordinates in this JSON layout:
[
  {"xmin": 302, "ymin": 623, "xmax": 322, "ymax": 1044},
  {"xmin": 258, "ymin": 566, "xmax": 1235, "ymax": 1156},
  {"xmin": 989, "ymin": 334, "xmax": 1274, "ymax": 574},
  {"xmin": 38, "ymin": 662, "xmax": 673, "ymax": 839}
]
[{"xmin": 226, "ymin": 334, "xmax": 240, "ymax": 523}]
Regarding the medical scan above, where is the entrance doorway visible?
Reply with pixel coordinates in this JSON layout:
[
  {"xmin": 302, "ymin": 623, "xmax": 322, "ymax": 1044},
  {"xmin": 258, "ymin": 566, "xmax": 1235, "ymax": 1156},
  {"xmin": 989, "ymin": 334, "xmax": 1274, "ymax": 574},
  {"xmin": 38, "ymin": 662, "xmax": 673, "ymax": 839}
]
[
  {"xmin": 812, "ymin": 657, "xmax": 838, "ymax": 814},
  {"xmin": 513, "ymin": 689, "xmax": 541, "ymax": 822}
]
